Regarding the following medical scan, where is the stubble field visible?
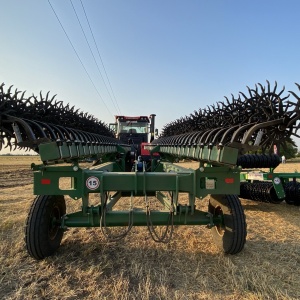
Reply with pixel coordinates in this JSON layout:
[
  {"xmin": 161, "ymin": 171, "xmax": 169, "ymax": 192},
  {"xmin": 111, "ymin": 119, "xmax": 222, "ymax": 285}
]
[{"xmin": 0, "ymin": 156, "xmax": 299, "ymax": 299}]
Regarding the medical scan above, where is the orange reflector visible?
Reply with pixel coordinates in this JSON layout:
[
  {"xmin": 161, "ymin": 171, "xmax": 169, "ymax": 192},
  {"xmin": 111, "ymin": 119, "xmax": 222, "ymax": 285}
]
[
  {"xmin": 41, "ymin": 179, "xmax": 51, "ymax": 185},
  {"xmin": 225, "ymin": 178, "xmax": 234, "ymax": 184}
]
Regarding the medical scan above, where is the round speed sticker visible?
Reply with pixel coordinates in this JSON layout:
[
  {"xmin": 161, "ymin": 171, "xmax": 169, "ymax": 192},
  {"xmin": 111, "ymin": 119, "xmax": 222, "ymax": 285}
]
[
  {"xmin": 86, "ymin": 176, "xmax": 100, "ymax": 190},
  {"xmin": 273, "ymin": 177, "xmax": 281, "ymax": 185}
]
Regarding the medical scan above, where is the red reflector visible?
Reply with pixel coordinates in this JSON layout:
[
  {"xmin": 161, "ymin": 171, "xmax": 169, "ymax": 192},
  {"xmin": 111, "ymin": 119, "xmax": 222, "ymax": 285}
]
[
  {"xmin": 268, "ymin": 174, "xmax": 273, "ymax": 179},
  {"xmin": 225, "ymin": 178, "xmax": 234, "ymax": 184},
  {"xmin": 41, "ymin": 179, "xmax": 51, "ymax": 185}
]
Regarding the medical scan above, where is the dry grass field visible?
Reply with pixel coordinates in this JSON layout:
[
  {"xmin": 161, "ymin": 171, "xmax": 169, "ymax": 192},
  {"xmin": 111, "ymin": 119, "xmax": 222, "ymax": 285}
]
[{"xmin": 0, "ymin": 156, "xmax": 299, "ymax": 299}]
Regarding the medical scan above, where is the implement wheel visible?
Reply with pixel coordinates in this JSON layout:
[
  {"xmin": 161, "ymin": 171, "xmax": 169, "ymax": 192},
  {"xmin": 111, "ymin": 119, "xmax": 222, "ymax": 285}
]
[
  {"xmin": 25, "ymin": 195, "xmax": 66, "ymax": 260},
  {"xmin": 209, "ymin": 194, "xmax": 247, "ymax": 254}
]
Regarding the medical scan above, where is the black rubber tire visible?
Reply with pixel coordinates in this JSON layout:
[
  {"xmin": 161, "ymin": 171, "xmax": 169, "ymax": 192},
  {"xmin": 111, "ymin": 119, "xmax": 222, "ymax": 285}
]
[
  {"xmin": 268, "ymin": 184, "xmax": 284, "ymax": 204},
  {"xmin": 25, "ymin": 195, "xmax": 66, "ymax": 260},
  {"xmin": 208, "ymin": 194, "xmax": 247, "ymax": 254},
  {"xmin": 284, "ymin": 181, "xmax": 300, "ymax": 206}
]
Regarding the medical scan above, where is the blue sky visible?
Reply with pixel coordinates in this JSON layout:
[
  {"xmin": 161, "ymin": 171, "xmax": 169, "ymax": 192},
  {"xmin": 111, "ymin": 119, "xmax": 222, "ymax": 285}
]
[{"xmin": 1, "ymin": 0, "xmax": 300, "ymax": 153}]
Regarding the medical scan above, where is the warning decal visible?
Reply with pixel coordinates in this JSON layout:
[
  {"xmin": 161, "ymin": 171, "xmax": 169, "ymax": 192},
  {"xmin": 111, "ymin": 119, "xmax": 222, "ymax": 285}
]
[{"xmin": 86, "ymin": 176, "xmax": 100, "ymax": 190}]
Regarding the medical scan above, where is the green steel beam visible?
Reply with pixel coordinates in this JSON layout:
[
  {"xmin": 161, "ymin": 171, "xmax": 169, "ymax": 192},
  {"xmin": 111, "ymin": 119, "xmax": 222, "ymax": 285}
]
[
  {"xmin": 242, "ymin": 171, "xmax": 300, "ymax": 182},
  {"xmin": 106, "ymin": 191, "xmax": 123, "ymax": 211},
  {"xmin": 151, "ymin": 145, "xmax": 239, "ymax": 166},
  {"xmin": 195, "ymin": 166, "xmax": 240, "ymax": 198},
  {"xmin": 33, "ymin": 161, "xmax": 241, "ymax": 200},
  {"xmin": 62, "ymin": 207, "xmax": 222, "ymax": 227},
  {"xmin": 38, "ymin": 141, "xmax": 131, "ymax": 164},
  {"xmin": 156, "ymin": 191, "xmax": 174, "ymax": 211},
  {"xmin": 33, "ymin": 164, "xmax": 83, "ymax": 199}
]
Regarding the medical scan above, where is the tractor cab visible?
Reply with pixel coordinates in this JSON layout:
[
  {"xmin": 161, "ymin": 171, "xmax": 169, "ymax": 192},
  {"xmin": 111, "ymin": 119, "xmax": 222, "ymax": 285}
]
[
  {"xmin": 115, "ymin": 116, "xmax": 150, "ymax": 146},
  {"xmin": 110, "ymin": 114, "xmax": 157, "ymax": 170},
  {"xmin": 111, "ymin": 114, "xmax": 156, "ymax": 149}
]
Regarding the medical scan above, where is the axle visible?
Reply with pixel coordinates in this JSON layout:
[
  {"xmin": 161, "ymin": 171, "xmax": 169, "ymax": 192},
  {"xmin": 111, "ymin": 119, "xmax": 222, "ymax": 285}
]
[{"xmin": 61, "ymin": 207, "xmax": 222, "ymax": 228}]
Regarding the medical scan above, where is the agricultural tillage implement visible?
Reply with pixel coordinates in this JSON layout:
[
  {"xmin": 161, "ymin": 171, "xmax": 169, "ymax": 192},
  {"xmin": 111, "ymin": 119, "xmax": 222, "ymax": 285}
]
[
  {"xmin": 239, "ymin": 167, "xmax": 300, "ymax": 205},
  {"xmin": 1, "ymin": 81, "xmax": 300, "ymax": 259}
]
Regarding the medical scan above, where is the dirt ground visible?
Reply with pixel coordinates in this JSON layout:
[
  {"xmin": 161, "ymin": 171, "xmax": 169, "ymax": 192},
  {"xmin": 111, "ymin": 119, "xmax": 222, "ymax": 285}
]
[{"xmin": 0, "ymin": 156, "xmax": 299, "ymax": 299}]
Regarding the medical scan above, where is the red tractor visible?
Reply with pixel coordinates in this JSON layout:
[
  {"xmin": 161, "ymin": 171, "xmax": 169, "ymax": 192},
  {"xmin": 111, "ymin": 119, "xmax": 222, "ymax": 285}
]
[{"xmin": 110, "ymin": 114, "xmax": 158, "ymax": 170}]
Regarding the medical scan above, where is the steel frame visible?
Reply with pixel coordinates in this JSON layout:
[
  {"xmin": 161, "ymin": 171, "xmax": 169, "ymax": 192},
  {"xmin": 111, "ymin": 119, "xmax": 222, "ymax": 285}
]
[{"xmin": 32, "ymin": 142, "xmax": 240, "ymax": 229}]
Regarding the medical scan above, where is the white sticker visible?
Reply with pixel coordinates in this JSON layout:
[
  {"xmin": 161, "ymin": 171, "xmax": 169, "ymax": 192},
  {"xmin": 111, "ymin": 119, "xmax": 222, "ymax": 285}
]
[
  {"xmin": 206, "ymin": 179, "xmax": 215, "ymax": 189},
  {"xmin": 86, "ymin": 176, "xmax": 100, "ymax": 190},
  {"xmin": 273, "ymin": 177, "xmax": 281, "ymax": 185},
  {"xmin": 247, "ymin": 172, "xmax": 264, "ymax": 181}
]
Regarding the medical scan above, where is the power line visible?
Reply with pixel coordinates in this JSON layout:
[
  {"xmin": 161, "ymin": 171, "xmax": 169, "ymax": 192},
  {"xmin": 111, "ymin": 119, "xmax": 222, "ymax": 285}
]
[
  {"xmin": 70, "ymin": 0, "xmax": 121, "ymax": 115},
  {"xmin": 47, "ymin": 0, "xmax": 114, "ymax": 117},
  {"xmin": 80, "ymin": 0, "xmax": 122, "ymax": 114}
]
